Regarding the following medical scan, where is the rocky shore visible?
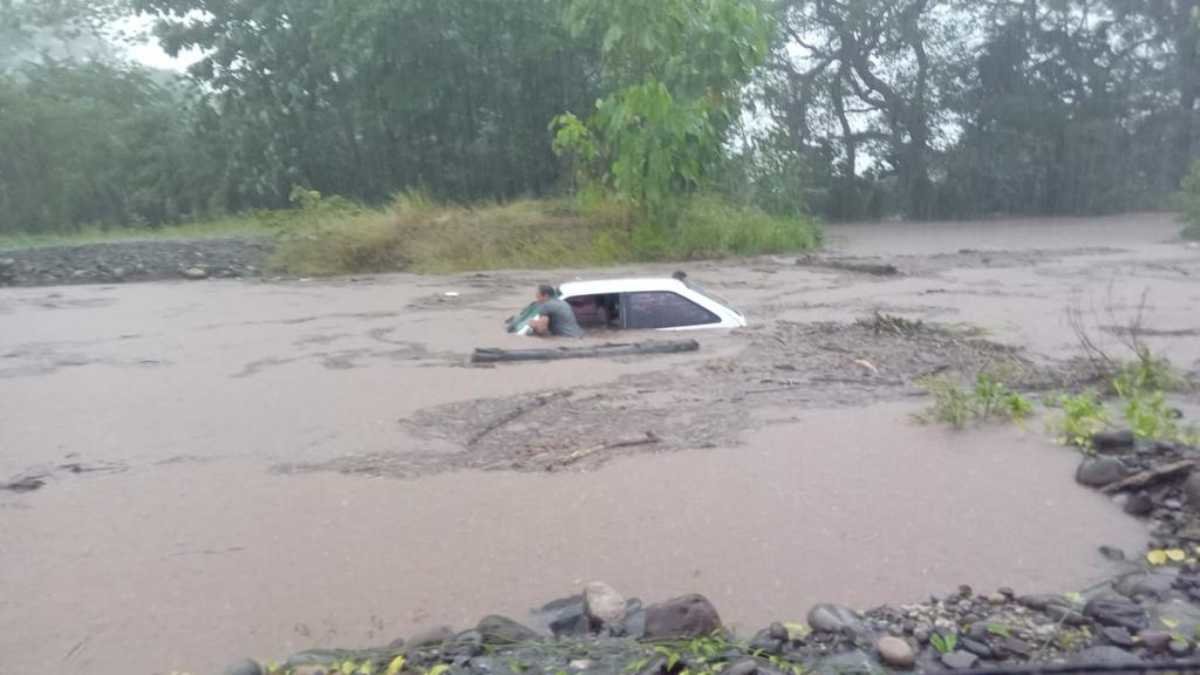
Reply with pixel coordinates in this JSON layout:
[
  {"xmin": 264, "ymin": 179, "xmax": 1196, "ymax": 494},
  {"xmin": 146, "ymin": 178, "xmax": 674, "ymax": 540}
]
[
  {"xmin": 0, "ymin": 238, "xmax": 273, "ymax": 286},
  {"xmin": 222, "ymin": 430, "xmax": 1200, "ymax": 675}
]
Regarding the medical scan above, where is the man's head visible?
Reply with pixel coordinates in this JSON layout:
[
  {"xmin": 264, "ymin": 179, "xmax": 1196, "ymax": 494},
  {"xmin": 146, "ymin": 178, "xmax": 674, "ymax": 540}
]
[{"xmin": 536, "ymin": 284, "xmax": 556, "ymax": 302}]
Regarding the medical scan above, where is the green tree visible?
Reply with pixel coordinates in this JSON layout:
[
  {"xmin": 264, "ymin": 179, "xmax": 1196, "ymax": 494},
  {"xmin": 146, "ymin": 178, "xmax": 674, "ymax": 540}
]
[{"xmin": 551, "ymin": 0, "xmax": 772, "ymax": 218}]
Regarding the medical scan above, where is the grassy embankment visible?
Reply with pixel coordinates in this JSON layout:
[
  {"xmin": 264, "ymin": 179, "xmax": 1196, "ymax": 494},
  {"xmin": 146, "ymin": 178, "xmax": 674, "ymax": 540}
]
[{"xmin": 0, "ymin": 192, "xmax": 823, "ymax": 274}]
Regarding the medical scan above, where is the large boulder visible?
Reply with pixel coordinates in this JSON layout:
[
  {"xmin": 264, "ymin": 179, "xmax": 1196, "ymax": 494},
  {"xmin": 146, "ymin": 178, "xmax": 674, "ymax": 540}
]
[
  {"xmin": 643, "ymin": 594, "xmax": 722, "ymax": 639},
  {"xmin": 536, "ymin": 595, "xmax": 587, "ymax": 637}
]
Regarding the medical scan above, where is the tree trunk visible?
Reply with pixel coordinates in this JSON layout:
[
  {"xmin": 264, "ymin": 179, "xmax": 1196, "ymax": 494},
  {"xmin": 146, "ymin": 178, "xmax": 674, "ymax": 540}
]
[{"xmin": 1174, "ymin": 0, "xmax": 1199, "ymax": 186}]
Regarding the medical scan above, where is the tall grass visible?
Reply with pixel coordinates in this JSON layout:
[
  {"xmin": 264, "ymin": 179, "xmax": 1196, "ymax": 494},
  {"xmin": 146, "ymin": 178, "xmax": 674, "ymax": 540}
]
[{"xmin": 269, "ymin": 191, "xmax": 822, "ymax": 275}]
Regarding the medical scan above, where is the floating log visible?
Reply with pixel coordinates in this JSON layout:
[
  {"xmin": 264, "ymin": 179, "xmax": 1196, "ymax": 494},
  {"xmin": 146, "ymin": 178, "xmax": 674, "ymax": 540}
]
[{"xmin": 471, "ymin": 339, "xmax": 700, "ymax": 364}]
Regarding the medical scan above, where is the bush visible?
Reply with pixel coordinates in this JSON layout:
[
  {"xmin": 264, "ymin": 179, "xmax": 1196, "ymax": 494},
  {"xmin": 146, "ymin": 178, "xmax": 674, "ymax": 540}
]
[
  {"xmin": 270, "ymin": 191, "xmax": 822, "ymax": 275},
  {"xmin": 915, "ymin": 374, "xmax": 1032, "ymax": 429}
]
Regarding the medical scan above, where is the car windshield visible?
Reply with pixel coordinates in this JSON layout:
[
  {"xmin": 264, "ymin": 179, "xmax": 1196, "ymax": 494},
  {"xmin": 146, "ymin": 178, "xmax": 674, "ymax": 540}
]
[{"xmin": 5, "ymin": 2, "xmax": 1199, "ymax": 674}]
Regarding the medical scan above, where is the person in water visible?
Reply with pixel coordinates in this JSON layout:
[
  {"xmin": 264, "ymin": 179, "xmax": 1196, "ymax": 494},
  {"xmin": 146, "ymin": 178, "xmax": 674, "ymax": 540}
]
[{"xmin": 529, "ymin": 284, "xmax": 584, "ymax": 337}]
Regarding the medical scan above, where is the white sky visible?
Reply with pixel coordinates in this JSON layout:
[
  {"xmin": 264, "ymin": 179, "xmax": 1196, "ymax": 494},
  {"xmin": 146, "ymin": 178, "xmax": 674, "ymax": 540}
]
[{"xmin": 110, "ymin": 14, "xmax": 202, "ymax": 71}]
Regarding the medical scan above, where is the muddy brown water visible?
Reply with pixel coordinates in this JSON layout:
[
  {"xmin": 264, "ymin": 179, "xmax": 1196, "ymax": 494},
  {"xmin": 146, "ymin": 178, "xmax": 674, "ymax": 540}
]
[{"xmin": 1, "ymin": 212, "xmax": 1197, "ymax": 675}]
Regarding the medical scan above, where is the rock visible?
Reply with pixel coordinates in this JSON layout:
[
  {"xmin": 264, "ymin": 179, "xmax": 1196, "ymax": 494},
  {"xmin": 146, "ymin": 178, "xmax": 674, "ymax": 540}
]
[
  {"xmin": 1102, "ymin": 626, "xmax": 1136, "ymax": 647},
  {"xmin": 807, "ymin": 603, "xmax": 867, "ymax": 636},
  {"xmin": 183, "ymin": 266, "xmax": 209, "ymax": 279},
  {"xmin": 1000, "ymin": 637, "xmax": 1032, "ymax": 658},
  {"xmin": 939, "ymin": 651, "xmax": 979, "ymax": 670},
  {"xmin": 1116, "ymin": 571, "xmax": 1176, "ymax": 599},
  {"xmin": 1138, "ymin": 630, "xmax": 1172, "ymax": 652},
  {"xmin": 1124, "ymin": 492, "xmax": 1155, "ymax": 516},
  {"xmin": 810, "ymin": 649, "xmax": 878, "ymax": 675},
  {"xmin": 768, "ymin": 622, "xmax": 789, "ymax": 641},
  {"xmin": 408, "ymin": 625, "xmax": 455, "ymax": 647},
  {"xmin": 876, "ymin": 636, "xmax": 915, "ymax": 669},
  {"xmin": 476, "ymin": 616, "xmax": 539, "ymax": 644},
  {"xmin": 292, "ymin": 667, "xmax": 331, "ymax": 675},
  {"xmin": 1020, "ymin": 594, "xmax": 1085, "ymax": 624},
  {"xmin": 1150, "ymin": 599, "xmax": 1200, "ymax": 637},
  {"xmin": 446, "ymin": 630, "xmax": 484, "ymax": 659},
  {"xmin": 986, "ymin": 592, "xmax": 1007, "ymax": 605},
  {"xmin": 1077, "ymin": 457, "xmax": 1128, "ymax": 487},
  {"xmin": 1084, "ymin": 595, "xmax": 1148, "ymax": 630},
  {"xmin": 623, "ymin": 598, "xmax": 646, "ymax": 638},
  {"xmin": 285, "ymin": 650, "xmax": 351, "ymax": 668},
  {"xmin": 722, "ymin": 659, "xmax": 761, "ymax": 675},
  {"xmin": 749, "ymin": 628, "xmax": 784, "ymax": 655},
  {"xmin": 223, "ymin": 659, "xmax": 264, "ymax": 675},
  {"xmin": 536, "ymin": 595, "xmax": 586, "ymax": 637},
  {"xmin": 569, "ymin": 660, "xmax": 593, "ymax": 671},
  {"xmin": 1099, "ymin": 546, "xmax": 1127, "ymax": 561},
  {"xmin": 1072, "ymin": 645, "xmax": 1141, "ymax": 666},
  {"xmin": 998, "ymin": 587, "xmax": 1016, "ymax": 599},
  {"xmin": 913, "ymin": 626, "xmax": 931, "ymax": 644},
  {"xmin": 1184, "ymin": 472, "xmax": 1200, "ymax": 509},
  {"xmin": 1093, "ymin": 430, "xmax": 1137, "ymax": 452},
  {"xmin": 959, "ymin": 636, "xmax": 993, "ymax": 659},
  {"xmin": 643, "ymin": 594, "xmax": 722, "ymax": 639},
  {"xmin": 1170, "ymin": 639, "xmax": 1194, "ymax": 657},
  {"xmin": 584, "ymin": 582, "xmax": 626, "ymax": 632}
]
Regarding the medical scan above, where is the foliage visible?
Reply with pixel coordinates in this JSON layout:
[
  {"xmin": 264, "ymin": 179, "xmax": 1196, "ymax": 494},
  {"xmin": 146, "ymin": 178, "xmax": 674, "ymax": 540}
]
[
  {"xmin": 1113, "ymin": 351, "xmax": 1199, "ymax": 446},
  {"xmin": 552, "ymin": 0, "xmax": 772, "ymax": 219},
  {"xmin": 930, "ymin": 631, "xmax": 958, "ymax": 655},
  {"xmin": 915, "ymin": 374, "xmax": 1033, "ymax": 429},
  {"xmin": 270, "ymin": 192, "xmax": 820, "ymax": 276},
  {"xmin": 1052, "ymin": 391, "xmax": 1111, "ymax": 449},
  {"xmin": 1178, "ymin": 161, "xmax": 1200, "ymax": 240}
]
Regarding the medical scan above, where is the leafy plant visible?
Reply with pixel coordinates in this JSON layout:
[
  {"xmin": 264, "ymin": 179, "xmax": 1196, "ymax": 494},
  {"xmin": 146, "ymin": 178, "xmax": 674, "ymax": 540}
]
[
  {"xmin": 915, "ymin": 374, "xmax": 1033, "ymax": 429},
  {"xmin": 1052, "ymin": 391, "xmax": 1110, "ymax": 449},
  {"xmin": 930, "ymin": 631, "xmax": 958, "ymax": 655}
]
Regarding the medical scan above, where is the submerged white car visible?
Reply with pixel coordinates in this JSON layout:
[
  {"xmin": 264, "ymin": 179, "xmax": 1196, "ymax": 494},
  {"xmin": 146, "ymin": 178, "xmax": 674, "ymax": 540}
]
[{"xmin": 507, "ymin": 277, "xmax": 747, "ymax": 334}]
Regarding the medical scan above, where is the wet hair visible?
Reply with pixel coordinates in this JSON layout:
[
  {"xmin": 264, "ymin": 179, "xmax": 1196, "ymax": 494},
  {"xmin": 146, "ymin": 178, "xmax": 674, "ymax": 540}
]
[{"xmin": 537, "ymin": 284, "xmax": 556, "ymax": 298}]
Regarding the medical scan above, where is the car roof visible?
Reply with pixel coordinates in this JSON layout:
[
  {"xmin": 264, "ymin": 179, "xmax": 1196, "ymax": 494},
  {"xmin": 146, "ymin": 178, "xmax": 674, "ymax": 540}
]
[{"xmin": 557, "ymin": 278, "xmax": 690, "ymax": 297}]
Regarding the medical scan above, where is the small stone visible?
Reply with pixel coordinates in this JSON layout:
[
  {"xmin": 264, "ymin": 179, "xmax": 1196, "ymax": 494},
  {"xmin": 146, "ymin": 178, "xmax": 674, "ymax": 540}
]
[
  {"xmin": 1072, "ymin": 645, "xmax": 1141, "ymax": 666},
  {"xmin": 536, "ymin": 595, "xmax": 586, "ymax": 637},
  {"xmin": 807, "ymin": 603, "xmax": 866, "ymax": 636},
  {"xmin": 721, "ymin": 659, "xmax": 759, "ymax": 675},
  {"xmin": 940, "ymin": 651, "xmax": 979, "ymax": 670},
  {"xmin": 913, "ymin": 626, "xmax": 932, "ymax": 644},
  {"xmin": 957, "ymin": 585, "xmax": 973, "ymax": 598},
  {"xmin": 749, "ymin": 628, "xmax": 784, "ymax": 655},
  {"xmin": 1076, "ymin": 457, "xmax": 1128, "ymax": 487},
  {"xmin": 1170, "ymin": 639, "xmax": 1193, "ymax": 657},
  {"xmin": 407, "ymin": 625, "xmax": 455, "ymax": 647},
  {"xmin": 1001, "ymin": 637, "xmax": 1032, "ymax": 658},
  {"xmin": 476, "ymin": 615, "xmax": 539, "ymax": 644},
  {"xmin": 1099, "ymin": 545, "xmax": 1127, "ymax": 561},
  {"xmin": 446, "ymin": 630, "xmax": 484, "ymax": 658},
  {"xmin": 1124, "ymin": 492, "xmax": 1155, "ymax": 516},
  {"xmin": 1116, "ymin": 571, "xmax": 1176, "ymax": 599},
  {"xmin": 1165, "ymin": 498, "xmax": 1184, "ymax": 510},
  {"xmin": 986, "ymin": 592, "xmax": 1007, "ymax": 605},
  {"xmin": 584, "ymin": 581, "xmax": 626, "ymax": 632},
  {"xmin": 643, "ymin": 594, "xmax": 722, "ymax": 639},
  {"xmin": 1102, "ymin": 626, "xmax": 1135, "ymax": 647},
  {"xmin": 1184, "ymin": 472, "xmax": 1200, "ymax": 509},
  {"xmin": 1138, "ymin": 630, "xmax": 1172, "ymax": 652},
  {"xmin": 183, "ymin": 266, "xmax": 209, "ymax": 280},
  {"xmin": 876, "ymin": 636, "xmax": 915, "ymax": 669},
  {"xmin": 569, "ymin": 659, "xmax": 594, "ymax": 671},
  {"xmin": 1083, "ymin": 595, "xmax": 1148, "ymax": 630},
  {"xmin": 998, "ymin": 587, "xmax": 1015, "ymax": 599},
  {"xmin": 223, "ymin": 659, "xmax": 264, "ymax": 675},
  {"xmin": 959, "ymin": 636, "xmax": 993, "ymax": 659}
]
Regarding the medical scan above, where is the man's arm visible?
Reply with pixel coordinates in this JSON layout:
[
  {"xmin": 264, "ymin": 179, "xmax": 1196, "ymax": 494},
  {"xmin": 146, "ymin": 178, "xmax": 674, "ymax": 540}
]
[{"xmin": 529, "ymin": 315, "xmax": 550, "ymax": 336}]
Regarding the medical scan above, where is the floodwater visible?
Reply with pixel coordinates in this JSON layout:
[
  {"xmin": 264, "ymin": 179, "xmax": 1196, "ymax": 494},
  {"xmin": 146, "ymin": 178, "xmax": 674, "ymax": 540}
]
[{"xmin": 1, "ymin": 212, "xmax": 1197, "ymax": 675}]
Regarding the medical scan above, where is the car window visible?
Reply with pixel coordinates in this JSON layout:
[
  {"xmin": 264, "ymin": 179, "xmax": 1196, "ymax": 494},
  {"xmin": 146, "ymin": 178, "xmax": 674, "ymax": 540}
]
[{"xmin": 624, "ymin": 291, "xmax": 720, "ymax": 329}]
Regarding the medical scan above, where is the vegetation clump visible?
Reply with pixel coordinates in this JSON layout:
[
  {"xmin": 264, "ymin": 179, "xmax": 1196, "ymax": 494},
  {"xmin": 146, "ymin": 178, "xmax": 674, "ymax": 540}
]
[{"xmin": 915, "ymin": 374, "xmax": 1033, "ymax": 429}]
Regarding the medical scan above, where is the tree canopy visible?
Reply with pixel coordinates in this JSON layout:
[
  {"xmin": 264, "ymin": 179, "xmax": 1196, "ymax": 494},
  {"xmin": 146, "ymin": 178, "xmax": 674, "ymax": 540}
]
[{"xmin": 0, "ymin": 0, "xmax": 1197, "ymax": 234}]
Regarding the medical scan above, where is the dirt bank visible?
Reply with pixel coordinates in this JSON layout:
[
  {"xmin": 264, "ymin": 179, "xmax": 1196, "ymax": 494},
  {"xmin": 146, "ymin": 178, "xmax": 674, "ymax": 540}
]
[{"xmin": 1, "ymin": 212, "xmax": 1198, "ymax": 674}]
